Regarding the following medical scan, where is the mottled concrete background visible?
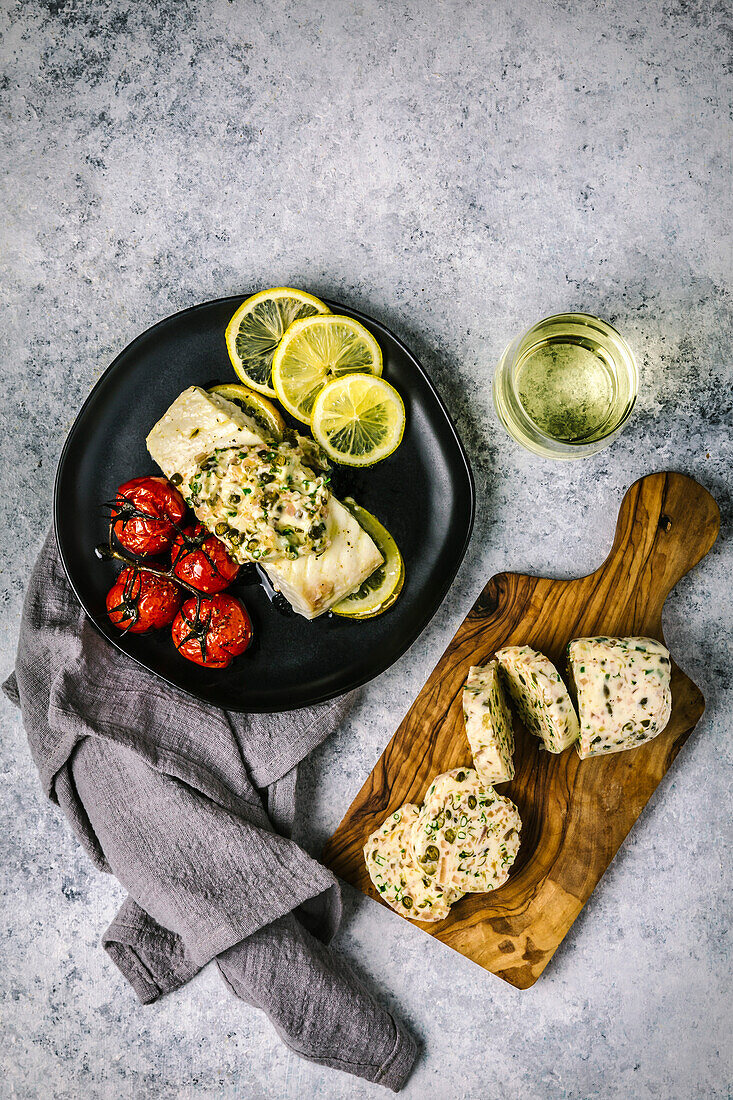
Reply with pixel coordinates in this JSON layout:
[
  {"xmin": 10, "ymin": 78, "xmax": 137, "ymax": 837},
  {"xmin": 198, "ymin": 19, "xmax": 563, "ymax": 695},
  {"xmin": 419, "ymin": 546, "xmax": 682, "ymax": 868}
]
[{"xmin": 1, "ymin": 0, "xmax": 731, "ymax": 1097}]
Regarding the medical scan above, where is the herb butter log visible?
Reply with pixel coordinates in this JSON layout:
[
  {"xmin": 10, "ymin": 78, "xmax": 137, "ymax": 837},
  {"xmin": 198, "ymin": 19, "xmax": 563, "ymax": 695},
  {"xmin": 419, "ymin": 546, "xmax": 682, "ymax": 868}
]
[
  {"xmin": 364, "ymin": 803, "xmax": 462, "ymax": 922},
  {"xmin": 462, "ymin": 663, "xmax": 515, "ymax": 785},
  {"xmin": 496, "ymin": 645, "xmax": 580, "ymax": 753},
  {"xmin": 568, "ymin": 636, "xmax": 672, "ymax": 759},
  {"xmin": 146, "ymin": 387, "xmax": 383, "ymax": 619},
  {"xmin": 411, "ymin": 768, "xmax": 521, "ymax": 894}
]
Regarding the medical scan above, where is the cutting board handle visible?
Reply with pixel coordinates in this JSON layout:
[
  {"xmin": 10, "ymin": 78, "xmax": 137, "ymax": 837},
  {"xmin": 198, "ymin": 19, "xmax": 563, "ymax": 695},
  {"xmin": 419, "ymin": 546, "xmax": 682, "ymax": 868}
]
[{"xmin": 597, "ymin": 471, "xmax": 720, "ymax": 620}]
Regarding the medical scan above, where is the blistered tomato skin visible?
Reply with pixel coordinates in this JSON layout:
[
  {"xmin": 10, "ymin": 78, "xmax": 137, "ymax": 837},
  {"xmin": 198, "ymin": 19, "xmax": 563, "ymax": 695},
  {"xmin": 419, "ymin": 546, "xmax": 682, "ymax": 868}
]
[
  {"xmin": 111, "ymin": 476, "xmax": 187, "ymax": 555},
  {"xmin": 171, "ymin": 524, "xmax": 240, "ymax": 594},
  {"xmin": 106, "ymin": 568, "xmax": 182, "ymax": 633},
  {"xmin": 171, "ymin": 594, "xmax": 252, "ymax": 668}
]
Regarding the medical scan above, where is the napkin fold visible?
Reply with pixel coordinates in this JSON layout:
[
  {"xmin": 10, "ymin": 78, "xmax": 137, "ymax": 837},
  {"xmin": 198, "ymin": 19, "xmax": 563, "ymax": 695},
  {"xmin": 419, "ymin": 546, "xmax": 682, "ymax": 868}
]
[{"xmin": 3, "ymin": 532, "xmax": 417, "ymax": 1091}]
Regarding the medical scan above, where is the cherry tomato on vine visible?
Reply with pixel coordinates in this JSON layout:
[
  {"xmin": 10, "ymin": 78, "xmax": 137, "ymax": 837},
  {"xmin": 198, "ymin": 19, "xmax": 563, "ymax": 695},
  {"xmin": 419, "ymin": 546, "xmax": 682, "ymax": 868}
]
[
  {"xmin": 106, "ymin": 568, "xmax": 182, "ymax": 634},
  {"xmin": 171, "ymin": 523, "xmax": 240, "ymax": 593},
  {"xmin": 171, "ymin": 594, "xmax": 252, "ymax": 668},
  {"xmin": 111, "ymin": 476, "xmax": 186, "ymax": 555}
]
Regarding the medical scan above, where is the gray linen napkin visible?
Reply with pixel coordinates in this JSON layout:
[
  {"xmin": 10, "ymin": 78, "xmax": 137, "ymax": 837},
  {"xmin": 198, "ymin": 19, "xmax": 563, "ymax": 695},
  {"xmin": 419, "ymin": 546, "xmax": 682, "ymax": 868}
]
[{"xmin": 3, "ymin": 531, "xmax": 417, "ymax": 1092}]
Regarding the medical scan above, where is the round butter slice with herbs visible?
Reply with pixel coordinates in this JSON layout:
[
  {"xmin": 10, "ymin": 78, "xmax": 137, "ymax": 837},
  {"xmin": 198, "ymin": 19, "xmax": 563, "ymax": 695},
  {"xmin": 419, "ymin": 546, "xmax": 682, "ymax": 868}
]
[
  {"xmin": 568, "ymin": 636, "xmax": 672, "ymax": 759},
  {"xmin": 364, "ymin": 803, "xmax": 462, "ymax": 922},
  {"xmin": 496, "ymin": 645, "xmax": 579, "ymax": 753},
  {"xmin": 411, "ymin": 769, "xmax": 521, "ymax": 894}
]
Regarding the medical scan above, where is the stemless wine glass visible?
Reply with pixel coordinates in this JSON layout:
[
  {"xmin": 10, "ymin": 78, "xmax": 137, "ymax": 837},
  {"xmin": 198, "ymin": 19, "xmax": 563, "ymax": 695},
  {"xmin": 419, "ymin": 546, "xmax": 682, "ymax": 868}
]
[{"xmin": 492, "ymin": 313, "xmax": 638, "ymax": 459}]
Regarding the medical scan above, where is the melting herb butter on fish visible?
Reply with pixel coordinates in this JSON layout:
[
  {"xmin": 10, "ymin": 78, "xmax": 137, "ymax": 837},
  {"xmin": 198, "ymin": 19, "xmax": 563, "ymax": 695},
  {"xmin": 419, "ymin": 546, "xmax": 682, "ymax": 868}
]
[
  {"xmin": 184, "ymin": 441, "xmax": 330, "ymax": 562},
  {"xmin": 568, "ymin": 636, "xmax": 672, "ymax": 758},
  {"xmin": 364, "ymin": 803, "xmax": 462, "ymax": 921}
]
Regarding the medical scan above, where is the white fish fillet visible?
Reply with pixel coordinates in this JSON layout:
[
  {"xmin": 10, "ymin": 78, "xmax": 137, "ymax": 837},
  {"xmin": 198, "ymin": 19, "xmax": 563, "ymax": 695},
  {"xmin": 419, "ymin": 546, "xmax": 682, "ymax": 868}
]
[
  {"xmin": 146, "ymin": 386, "xmax": 383, "ymax": 618},
  {"xmin": 147, "ymin": 386, "xmax": 264, "ymax": 470}
]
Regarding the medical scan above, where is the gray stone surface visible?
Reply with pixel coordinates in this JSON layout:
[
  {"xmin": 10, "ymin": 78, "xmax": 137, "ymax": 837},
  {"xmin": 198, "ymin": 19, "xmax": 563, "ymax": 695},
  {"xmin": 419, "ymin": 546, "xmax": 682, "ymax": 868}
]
[{"xmin": 1, "ymin": 0, "xmax": 731, "ymax": 1096}]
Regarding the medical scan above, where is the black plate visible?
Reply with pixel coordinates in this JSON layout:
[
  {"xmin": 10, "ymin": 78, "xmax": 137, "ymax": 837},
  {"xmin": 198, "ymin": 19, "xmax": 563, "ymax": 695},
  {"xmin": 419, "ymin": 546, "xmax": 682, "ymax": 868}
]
[{"xmin": 54, "ymin": 297, "xmax": 474, "ymax": 712}]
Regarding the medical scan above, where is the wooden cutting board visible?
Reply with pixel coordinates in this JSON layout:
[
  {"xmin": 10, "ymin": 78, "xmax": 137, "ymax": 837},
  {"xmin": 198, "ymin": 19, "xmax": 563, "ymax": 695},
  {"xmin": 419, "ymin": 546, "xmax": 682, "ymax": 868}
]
[{"xmin": 323, "ymin": 472, "xmax": 720, "ymax": 989}]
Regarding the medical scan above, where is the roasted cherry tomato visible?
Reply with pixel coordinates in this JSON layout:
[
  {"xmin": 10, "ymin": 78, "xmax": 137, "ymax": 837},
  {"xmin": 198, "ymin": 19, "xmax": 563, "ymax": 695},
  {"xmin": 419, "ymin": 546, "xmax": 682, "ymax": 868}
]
[
  {"xmin": 106, "ymin": 568, "xmax": 182, "ymax": 634},
  {"xmin": 171, "ymin": 523, "xmax": 240, "ymax": 593},
  {"xmin": 171, "ymin": 594, "xmax": 252, "ymax": 668},
  {"xmin": 111, "ymin": 476, "xmax": 186, "ymax": 555}
]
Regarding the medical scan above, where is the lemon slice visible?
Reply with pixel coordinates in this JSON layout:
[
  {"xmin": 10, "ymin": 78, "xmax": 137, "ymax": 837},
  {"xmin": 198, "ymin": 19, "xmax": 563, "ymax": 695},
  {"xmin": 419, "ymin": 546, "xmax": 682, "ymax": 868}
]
[
  {"xmin": 208, "ymin": 383, "xmax": 286, "ymax": 441},
  {"xmin": 333, "ymin": 500, "xmax": 404, "ymax": 618},
  {"xmin": 271, "ymin": 314, "xmax": 382, "ymax": 424},
  {"xmin": 225, "ymin": 288, "xmax": 330, "ymax": 396},
  {"xmin": 310, "ymin": 373, "xmax": 405, "ymax": 466}
]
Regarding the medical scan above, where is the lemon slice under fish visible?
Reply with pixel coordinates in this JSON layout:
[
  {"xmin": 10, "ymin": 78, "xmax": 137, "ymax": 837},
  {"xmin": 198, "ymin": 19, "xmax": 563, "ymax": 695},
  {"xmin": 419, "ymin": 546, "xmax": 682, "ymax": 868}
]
[
  {"xmin": 332, "ymin": 500, "xmax": 404, "ymax": 618},
  {"xmin": 271, "ymin": 314, "xmax": 383, "ymax": 424},
  {"xmin": 209, "ymin": 383, "xmax": 286, "ymax": 441},
  {"xmin": 225, "ymin": 287, "xmax": 330, "ymax": 396},
  {"xmin": 310, "ymin": 373, "xmax": 404, "ymax": 466}
]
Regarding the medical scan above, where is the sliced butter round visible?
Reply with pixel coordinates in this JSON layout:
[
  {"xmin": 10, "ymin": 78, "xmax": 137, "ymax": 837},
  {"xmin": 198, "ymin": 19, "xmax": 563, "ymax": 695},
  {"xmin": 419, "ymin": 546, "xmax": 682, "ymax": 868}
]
[
  {"xmin": 364, "ymin": 802, "xmax": 462, "ymax": 922},
  {"xmin": 411, "ymin": 768, "xmax": 521, "ymax": 894}
]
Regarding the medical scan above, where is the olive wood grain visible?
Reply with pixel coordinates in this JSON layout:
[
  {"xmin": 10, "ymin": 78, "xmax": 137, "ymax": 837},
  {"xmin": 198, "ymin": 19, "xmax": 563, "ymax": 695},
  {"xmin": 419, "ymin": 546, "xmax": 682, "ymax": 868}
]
[{"xmin": 323, "ymin": 472, "xmax": 720, "ymax": 989}]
